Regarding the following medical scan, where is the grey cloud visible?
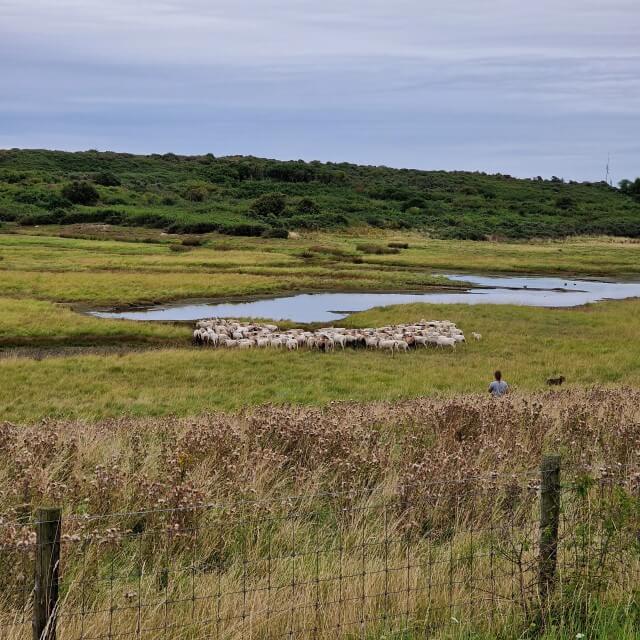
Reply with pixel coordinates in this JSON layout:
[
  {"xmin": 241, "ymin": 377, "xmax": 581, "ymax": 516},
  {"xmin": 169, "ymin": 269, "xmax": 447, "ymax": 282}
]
[{"xmin": 0, "ymin": 0, "xmax": 638, "ymax": 180}]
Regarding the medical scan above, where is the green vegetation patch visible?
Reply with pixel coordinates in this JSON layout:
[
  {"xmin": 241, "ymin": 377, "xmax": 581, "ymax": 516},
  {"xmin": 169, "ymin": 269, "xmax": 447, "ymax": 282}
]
[{"xmin": 2, "ymin": 149, "xmax": 639, "ymax": 239}]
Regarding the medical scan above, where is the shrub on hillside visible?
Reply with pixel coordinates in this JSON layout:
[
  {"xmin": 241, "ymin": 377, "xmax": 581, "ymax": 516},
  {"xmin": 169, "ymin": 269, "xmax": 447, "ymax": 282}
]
[
  {"xmin": 556, "ymin": 196, "xmax": 575, "ymax": 210},
  {"xmin": 18, "ymin": 210, "xmax": 64, "ymax": 225},
  {"xmin": 128, "ymin": 213, "xmax": 170, "ymax": 228},
  {"xmin": 93, "ymin": 171, "xmax": 121, "ymax": 187},
  {"xmin": 401, "ymin": 197, "xmax": 427, "ymax": 211},
  {"xmin": 13, "ymin": 189, "xmax": 45, "ymax": 205},
  {"xmin": 249, "ymin": 193, "xmax": 286, "ymax": 219},
  {"xmin": 296, "ymin": 197, "xmax": 320, "ymax": 215},
  {"xmin": 61, "ymin": 208, "xmax": 126, "ymax": 225},
  {"xmin": 101, "ymin": 195, "xmax": 128, "ymax": 206},
  {"xmin": 443, "ymin": 227, "xmax": 488, "ymax": 241},
  {"xmin": 619, "ymin": 178, "xmax": 640, "ymax": 201},
  {"xmin": 0, "ymin": 170, "xmax": 27, "ymax": 184},
  {"xmin": 262, "ymin": 227, "xmax": 289, "ymax": 239},
  {"xmin": 287, "ymin": 216, "xmax": 326, "ymax": 230},
  {"xmin": 223, "ymin": 222, "xmax": 269, "ymax": 237},
  {"xmin": 14, "ymin": 189, "xmax": 71, "ymax": 210},
  {"xmin": 165, "ymin": 221, "xmax": 219, "ymax": 234},
  {"xmin": 61, "ymin": 181, "xmax": 100, "ymax": 206},
  {"xmin": 0, "ymin": 206, "xmax": 18, "ymax": 222},
  {"xmin": 264, "ymin": 162, "xmax": 315, "ymax": 183},
  {"xmin": 45, "ymin": 193, "xmax": 73, "ymax": 210},
  {"xmin": 182, "ymin": 183, "xmax": 209, "ymax": 202},
  {"xmin": 285, "ymin": 213, "xmax": 350, "ymax": 230}
]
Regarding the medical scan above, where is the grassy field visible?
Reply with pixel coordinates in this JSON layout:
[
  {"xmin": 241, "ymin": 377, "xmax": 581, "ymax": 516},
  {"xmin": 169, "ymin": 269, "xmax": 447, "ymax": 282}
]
[
  {"xmin": 0, "ymin": 229, "xmax": 459, "ymax": 307},
  {"xmin": 1, "ymin": 297, "xmax": 639, "ymax": 422},
  {"xmin": 10, "ymin": 226, "xmax": 640, "ymax": 280},
  {"xmin": 1, "ymin": 228, "xmax": 640, "ymax": 421}
]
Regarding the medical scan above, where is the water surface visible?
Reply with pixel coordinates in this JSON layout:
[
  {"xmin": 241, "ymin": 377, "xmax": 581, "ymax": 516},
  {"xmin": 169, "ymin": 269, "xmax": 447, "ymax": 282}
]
[{"xmin": 89, "ymin": 274, "xmax": 640, "ymax": 324}]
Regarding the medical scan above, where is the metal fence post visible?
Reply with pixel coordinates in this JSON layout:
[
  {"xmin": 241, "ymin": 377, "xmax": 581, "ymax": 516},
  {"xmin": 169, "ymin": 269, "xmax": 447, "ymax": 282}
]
[
  {"xmin": 33, "ymin": 507, "xmax": 61, "ymax": 640},
  {"xmin": 538, "ymin": 455, "xmax": 561, "ymax": 603}
]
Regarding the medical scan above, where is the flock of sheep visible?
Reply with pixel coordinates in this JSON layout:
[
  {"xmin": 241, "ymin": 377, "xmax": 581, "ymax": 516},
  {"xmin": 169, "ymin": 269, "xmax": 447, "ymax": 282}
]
[{"xmin": 193, "ymin": 318, "xmax": 480, "ymax": 353}]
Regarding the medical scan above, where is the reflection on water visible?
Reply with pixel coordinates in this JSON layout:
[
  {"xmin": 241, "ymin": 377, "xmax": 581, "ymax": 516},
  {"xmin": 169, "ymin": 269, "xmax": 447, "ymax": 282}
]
[{"xmin": 89, "ymin": 274, "xmax": 640, "ymax": 324}]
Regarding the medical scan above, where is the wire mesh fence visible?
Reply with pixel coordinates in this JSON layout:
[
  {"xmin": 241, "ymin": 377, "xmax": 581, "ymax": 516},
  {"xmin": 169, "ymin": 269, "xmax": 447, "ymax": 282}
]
[{"xmin": 1, "ymin": 459, "xmax": 639, "ymax": 639}]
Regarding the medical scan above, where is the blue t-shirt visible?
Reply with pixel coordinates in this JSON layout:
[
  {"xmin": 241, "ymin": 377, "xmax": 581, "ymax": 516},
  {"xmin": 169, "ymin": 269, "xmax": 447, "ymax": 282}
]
[{"xmin": 489, "ymin": 380, "xmax": 509, "ymax": 397}]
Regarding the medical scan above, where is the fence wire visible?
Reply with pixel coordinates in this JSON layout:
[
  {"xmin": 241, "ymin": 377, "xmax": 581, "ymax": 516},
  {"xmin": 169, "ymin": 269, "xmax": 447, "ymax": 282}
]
[{"xmin": 1, "ymin": 469, "xmax": 639, "ymax": 639}]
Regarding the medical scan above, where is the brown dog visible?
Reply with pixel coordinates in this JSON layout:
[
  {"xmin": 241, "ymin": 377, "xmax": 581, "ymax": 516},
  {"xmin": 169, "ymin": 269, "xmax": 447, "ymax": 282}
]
[{"xmin": 546, "ymin": 376, "xmax": 566, "ymax": 386}]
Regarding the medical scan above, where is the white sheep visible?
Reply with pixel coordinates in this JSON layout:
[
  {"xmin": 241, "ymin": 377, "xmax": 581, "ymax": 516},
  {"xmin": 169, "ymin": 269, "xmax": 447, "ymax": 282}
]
[
  {"xmin": 365, "ymin": 336, "xmax": 379, "ymax": 349},
  {"xmin": 191, "ymin": 317, "xmax": 473, "ymax": 355},
  {"xmin": 436, "ymin": 336, "xmax": 456, "ymax": 349},
  {"xmin": 378, "ymin": 339, "xmax": 396, "ymax": 354}
]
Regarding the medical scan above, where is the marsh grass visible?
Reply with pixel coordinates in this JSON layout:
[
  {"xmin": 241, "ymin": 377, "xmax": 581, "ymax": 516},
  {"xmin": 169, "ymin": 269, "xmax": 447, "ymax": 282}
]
[
  {"xmin": 1, "ymin": 229, "xmax": 640, "ymax": 348},
  {"xmin": 0, "ymin": 232, "xmax": 453, "ymax": 311},
  {"xmin": 0, "ymin": 229, "xmax": 636, "ymax": 358},
  {"xmin": 0, "ymin": 298, "xmax": 190, "ymax": 347}
]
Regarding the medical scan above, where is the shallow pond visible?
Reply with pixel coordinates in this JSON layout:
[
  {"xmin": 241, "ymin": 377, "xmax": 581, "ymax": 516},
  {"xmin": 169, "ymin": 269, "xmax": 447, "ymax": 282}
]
[{"xmin": 89, "ymin": 274, "xmax": 640, "ymax": 324}]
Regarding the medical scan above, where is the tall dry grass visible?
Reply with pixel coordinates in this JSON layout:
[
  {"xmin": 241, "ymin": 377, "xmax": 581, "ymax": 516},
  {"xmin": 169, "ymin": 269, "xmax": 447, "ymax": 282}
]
[
  {"xmin": 1, "ymin": 389, "xmax": 639, "ymax": 638},
  {"xmin": 2, "ymin": 388, "xmax": 639, "ymax": 522}
]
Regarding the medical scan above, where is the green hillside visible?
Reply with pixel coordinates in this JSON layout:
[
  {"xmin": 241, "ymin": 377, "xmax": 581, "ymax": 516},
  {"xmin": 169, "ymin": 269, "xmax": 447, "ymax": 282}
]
[{"xmin": 1, "ymin": 148, "xmax": 639, "ymax": 239}]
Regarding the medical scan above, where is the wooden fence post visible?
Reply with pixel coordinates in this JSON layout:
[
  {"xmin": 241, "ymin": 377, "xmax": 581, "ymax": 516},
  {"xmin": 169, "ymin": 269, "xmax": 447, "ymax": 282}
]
[
  {"xmin": 33, "ymin": 507, "xmax": 61, "ymax": 640},
  {"xmin": 538, "ymin": 455, "xmax": 561, "ymax": 603}
]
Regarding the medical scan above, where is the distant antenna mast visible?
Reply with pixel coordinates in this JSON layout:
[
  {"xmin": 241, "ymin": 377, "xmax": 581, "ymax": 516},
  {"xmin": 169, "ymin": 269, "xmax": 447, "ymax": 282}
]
[{"xmin": 605, "ymin": 153, "xmax": 612, "ymax": 186}]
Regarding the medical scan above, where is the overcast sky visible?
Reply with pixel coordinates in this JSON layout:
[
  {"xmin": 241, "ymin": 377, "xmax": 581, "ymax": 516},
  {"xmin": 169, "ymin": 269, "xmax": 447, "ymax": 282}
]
[{"xmin": 1, "ymin": 0, "xmax": 638, "ymax": 180}]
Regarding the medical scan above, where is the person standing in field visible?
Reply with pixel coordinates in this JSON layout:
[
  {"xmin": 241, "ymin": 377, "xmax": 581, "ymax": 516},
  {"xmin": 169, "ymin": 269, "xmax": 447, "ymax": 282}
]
[{"xmin": 489, "ymin": 370, "xmax": 509, "ymax": 397}]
